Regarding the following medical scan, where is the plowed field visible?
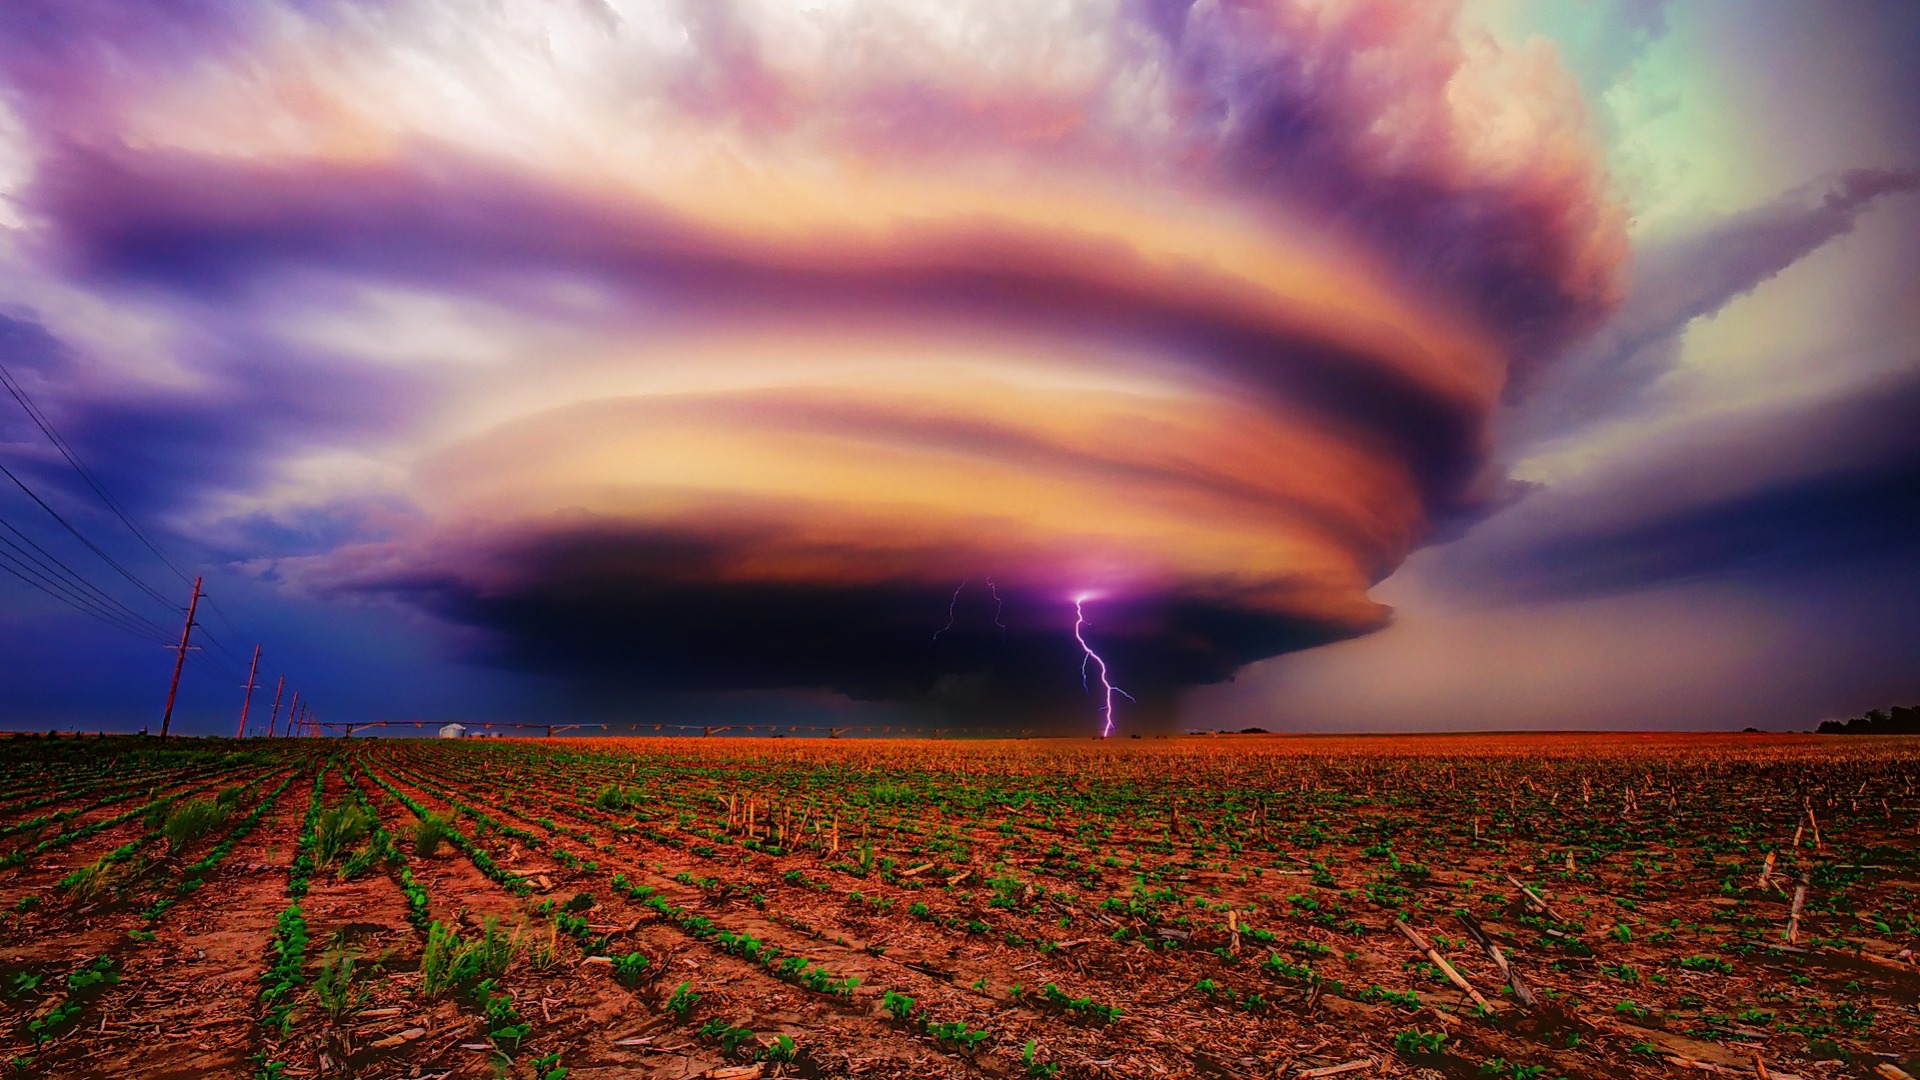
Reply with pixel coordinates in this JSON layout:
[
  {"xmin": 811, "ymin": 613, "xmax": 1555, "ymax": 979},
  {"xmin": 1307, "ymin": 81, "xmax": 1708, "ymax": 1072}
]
[{"xmin": 2, "ymin": 732, "xmax": 1915, "ymax": 1080}]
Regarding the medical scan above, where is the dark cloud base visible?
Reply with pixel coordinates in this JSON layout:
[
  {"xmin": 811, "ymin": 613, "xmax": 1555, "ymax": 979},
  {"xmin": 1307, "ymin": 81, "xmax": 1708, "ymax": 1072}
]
[{"xmin": 374, "ymin": 526, "xmax": 1366, "ymax": 732}]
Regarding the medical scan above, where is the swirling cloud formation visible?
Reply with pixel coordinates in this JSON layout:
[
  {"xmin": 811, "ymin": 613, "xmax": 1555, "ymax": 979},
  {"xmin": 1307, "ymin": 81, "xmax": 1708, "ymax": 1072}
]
[{"xmin": 0, "ymin": 0, "xmax": 1626, "ymax": 727}]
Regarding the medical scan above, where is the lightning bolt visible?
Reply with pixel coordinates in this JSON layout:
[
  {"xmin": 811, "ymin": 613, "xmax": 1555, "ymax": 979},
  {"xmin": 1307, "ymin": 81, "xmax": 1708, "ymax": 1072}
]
[
  {"xmin": 929, "ymin": 581, "xmax": 966, "ymax": 650},
  {"xmin": 1072, "ymin": 595, "xmax": 1132, "ymax": 738},
  {"xmin": 986, "ymin": 577, "xmax": 1007, "ymax": 636}
]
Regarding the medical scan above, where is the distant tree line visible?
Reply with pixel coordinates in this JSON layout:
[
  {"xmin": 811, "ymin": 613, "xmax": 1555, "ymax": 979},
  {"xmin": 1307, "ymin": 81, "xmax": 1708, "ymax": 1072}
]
[{"xmin": 1818, "ymin": 705, "xmax": 1920, "ymax": 734}]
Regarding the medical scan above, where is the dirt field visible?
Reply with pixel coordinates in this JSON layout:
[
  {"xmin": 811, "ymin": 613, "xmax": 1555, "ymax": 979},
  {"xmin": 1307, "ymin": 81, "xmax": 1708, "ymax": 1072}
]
[{"xmin": 1, "ymin": 731, "xmax": 1915, "ymax": 1079}]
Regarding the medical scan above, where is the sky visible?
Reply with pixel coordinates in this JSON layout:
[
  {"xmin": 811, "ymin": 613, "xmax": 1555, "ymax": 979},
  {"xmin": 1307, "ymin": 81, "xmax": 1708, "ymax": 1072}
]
[{"xmin": 0, "ymin": 0, "xmax": 1914, "ymax": 736}]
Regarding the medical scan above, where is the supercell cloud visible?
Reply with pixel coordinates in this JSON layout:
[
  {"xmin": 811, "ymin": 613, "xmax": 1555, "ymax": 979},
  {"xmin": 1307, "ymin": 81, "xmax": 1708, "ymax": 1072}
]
[{"xmin": 0, "ymin": 0, "xmax": 1628, "ymax": 727}]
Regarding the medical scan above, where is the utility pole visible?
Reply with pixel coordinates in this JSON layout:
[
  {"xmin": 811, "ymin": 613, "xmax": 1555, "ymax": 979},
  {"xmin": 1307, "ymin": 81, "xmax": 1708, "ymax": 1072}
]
[
  {"xmin": 281, "ymin": 691, "xmax": 299, "ymax": 737},
  {"xmin": 236, "ymin": 644, "xmax": 261, "ymax": 739},
  {"xmin": 265, "ymin": 676, "xmax": 285, "ymax": 738},
  {"xmin": 159, "ymin": 576, "xmax": 203, "ymax": 739}
]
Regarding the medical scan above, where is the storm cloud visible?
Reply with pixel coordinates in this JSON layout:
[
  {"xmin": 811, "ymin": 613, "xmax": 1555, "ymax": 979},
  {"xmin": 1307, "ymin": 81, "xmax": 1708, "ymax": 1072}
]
[{"xmin": 0, "ymin": 0, "xmax": 1632, "ymax": 729}]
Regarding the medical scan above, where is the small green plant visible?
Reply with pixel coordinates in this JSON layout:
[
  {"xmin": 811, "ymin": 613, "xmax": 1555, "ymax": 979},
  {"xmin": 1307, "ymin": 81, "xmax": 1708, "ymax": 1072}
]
[
  {"xmin": 612, "ymin": 951, "xmax": 650, "ymax": 986},
  {"xmin": 1356, "ymin": 985, "xmax": 1421, "ymax": 1009},
  {"xmin": 411, "ymin": 812, "xmax": 453, "ymax": 857},
  {"xmin": 594, "ymin": 784, "xmax": 639, "ymax": 811},
  {"xmin": 66, "ymin": 956, "xmax": 119, "ymax": 995},
  {"xmin": 666, "ymin": 980, "xmax": 701, "ymax": 1020},
  {"xmin": 29, "ymin": 1002, "xmax": 81, "ymax": 1042},
  {"xmin": 161, "ymin": 799, "xmax": 227, "ymax": 853},
  {"xmin": 313, "ymin": 804, "xmax": 373, "ymax": 867},
  {"xmin": 475, "ymin": 977, "xmax": 530, "ymax": 1050},
  {"xmin": 421, "ymin": 916, "xmax": 514, "ymax": 998},
  {"xmin": 883, "ymin": 989, "xmax": 916, "ymax": 1021},
  {"xmin": 989, "ymin": 866, "xmax": 1024, "ymax": 908},
  {"xmin": 30, "ymin": 957, "xmax": 119, "ymax": 1041},
  {"xmin": 1023, "ymin": 1038, "xmax": 1061, "ymax": 1077},
  {"xmin": 1478, "ymin": 1060, "xmax": 1543, "ymax": 1079},
  {"xmin": 1393, "ymin": 1029, "xmax": 1447, "ymax": 1056},
  {"xmin": 1040, "ymin": 983, "xmax": 1122, "ymax": 1024},
  {"xmin": 60, "ymin": 860, "xmax": 115, "ymax": 903},
  {"xmin": 761, "ymin": 1034, "xmax": 796, "ymax": 1063},
  {"xmin": 473, "ymin": 916, "xmax": 514, "ymax": 979},
  {"xmin": 337, "ymin": 831, "xmax": 394, "ymax": 880},
  {"xmin": 698, "ymin": 1017, "xmax": 757, "ymax": 1056},
  {"xmin": 313, "ymin": 947, "xmax": 365, "ymax": 1020},
  {"xmin": 1261, "ymin": 951, "xmax": 1318, "ymax": 984},
  {"xmin": 1678, "ymin": 955, "xmax": 1732, "ymax": 974},
  {"xmin": 928, "ymin": 1020, "xmax": 991, "ymax": 1050},
  {"xmin": 420, "ymin": 921, "xmax": 462, "ymax": 997},
  {"xmin": 530, "ymin": 920, "xmax": 561, "ymax": 971}
]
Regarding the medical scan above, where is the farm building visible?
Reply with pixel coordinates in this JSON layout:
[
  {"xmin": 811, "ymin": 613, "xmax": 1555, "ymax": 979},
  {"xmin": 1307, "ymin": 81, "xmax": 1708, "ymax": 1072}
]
[{"xmin": 437, "ymin": 723, "xmax": 466, "ymax": 738}]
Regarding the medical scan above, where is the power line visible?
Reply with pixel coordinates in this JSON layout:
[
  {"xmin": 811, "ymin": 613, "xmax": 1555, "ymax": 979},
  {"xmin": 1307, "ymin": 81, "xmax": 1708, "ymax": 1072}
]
[
  {"xmin": 0, "ymin": 358, "xmax": 285, "ymax": 719},
  {"xmin": 0, "ymin": 548, "xmax": 171, "ymax": 643},
  {"xmin": 187, "ymin": 644, "xmax": 249, "ymax": 683},
  {"xmin": 0, "ymin": 510, "xmax": 174, "ymax": 638},
  {"xmin": 0, "ymin": 359, "xmax": 262, "ymax": 671},
  {"xmin": 0, "ymin": 547, "xmax": 173, "ymax": 645},
  {"xmin": 201, "ymin": 595, "xmax": 250, "ymax": 644},
  {"xmin": 187, "ymin": 613, "xmax": 252, "ymax": 670},
  {"xmin": 0, "ymin": 509, "xmax": 247, "ymax": 686},
  {"xmin": 0, "ymin": 361, "xmax": 196, "ymax": 587},
  {"xmin": 0, "ymin": 525, "xmax": 243, "ymax": 676},
  {"xmin": 0, "ymin": 540, "xmax": 168, "ymax": 642},
  {"xmin": 0, "ymin": 458, "xmax": 177, "ymax": 612}
]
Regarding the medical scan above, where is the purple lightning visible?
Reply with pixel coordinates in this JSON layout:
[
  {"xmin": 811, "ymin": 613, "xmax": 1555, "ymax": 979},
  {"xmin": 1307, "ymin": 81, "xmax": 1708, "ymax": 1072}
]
[
  {"xmin": 1072, "ymin": 595, "xmax": 1132, "ymax": 738},
  {"xmin": 986, "ymin": 578, "xmax": 1007, "ymax": 636},
  {"xmin": 929, "ymin": 581, "xmax": 966, "ymax": 650}
]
